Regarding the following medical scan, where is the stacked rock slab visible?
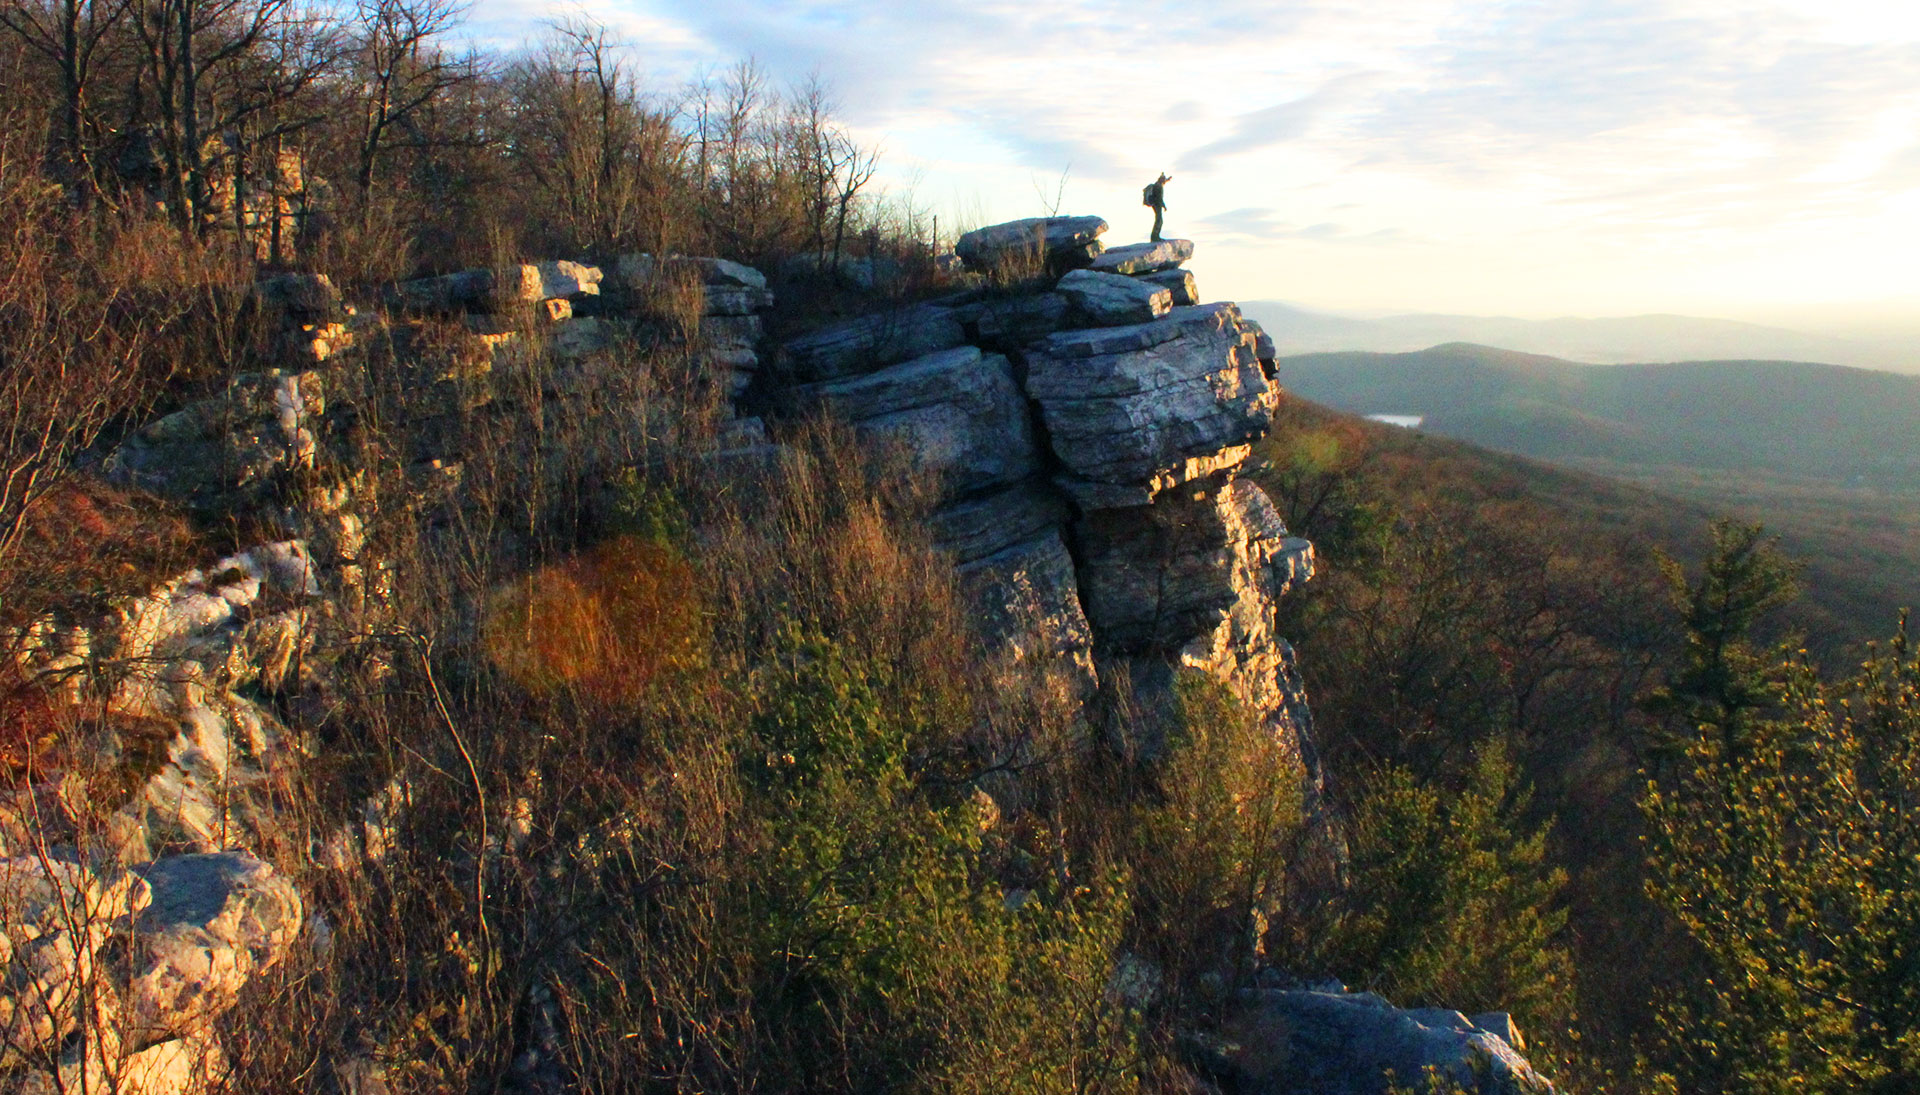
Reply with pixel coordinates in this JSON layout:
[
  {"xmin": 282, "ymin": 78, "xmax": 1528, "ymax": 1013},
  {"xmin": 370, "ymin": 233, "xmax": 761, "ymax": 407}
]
[
  {"xmin": 614, "ymin": 254, "xmax": 777, "ymax": 396},
  {"xmin": 777, "ymin": 216, "xmax": 1314, "ymax": 762}
]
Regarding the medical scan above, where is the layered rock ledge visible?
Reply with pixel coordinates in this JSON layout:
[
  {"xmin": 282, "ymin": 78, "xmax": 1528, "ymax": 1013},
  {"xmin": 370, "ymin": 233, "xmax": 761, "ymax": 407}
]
[{"xmin": 775, "ymin": 217, "xmax": 1313, "ymax": 765}]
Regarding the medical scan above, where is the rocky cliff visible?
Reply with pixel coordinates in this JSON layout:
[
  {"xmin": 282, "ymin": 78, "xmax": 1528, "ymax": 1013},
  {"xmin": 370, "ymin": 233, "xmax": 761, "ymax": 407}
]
[
  {"xmin": 776, "ymin": 218, "xmax": 1316, "ymax": 786},
  {"xmin": 0, "ymin": 215, "xmax": 1551, "ymax": 1093}
]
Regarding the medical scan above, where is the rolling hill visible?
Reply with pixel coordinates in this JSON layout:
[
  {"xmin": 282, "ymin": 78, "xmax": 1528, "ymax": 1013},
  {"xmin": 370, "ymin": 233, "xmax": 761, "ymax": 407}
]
[
  {"xmin": 1242, "ymin": 302, "xmax": 1918, "ymax": 373},
  {"xmin": 1275, "ymin": 343, "xmax": 1920, "ymax": 485},
  {"xmin": 1271, "ymin": 345, "xmax": 1920, "ymax": 657}
]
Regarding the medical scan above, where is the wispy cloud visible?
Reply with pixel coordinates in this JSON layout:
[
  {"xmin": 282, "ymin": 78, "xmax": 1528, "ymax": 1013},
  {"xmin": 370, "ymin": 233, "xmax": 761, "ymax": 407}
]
[{"xmin": 1178, "ymin": 74, "xmax": 1381, "ymax": 174}]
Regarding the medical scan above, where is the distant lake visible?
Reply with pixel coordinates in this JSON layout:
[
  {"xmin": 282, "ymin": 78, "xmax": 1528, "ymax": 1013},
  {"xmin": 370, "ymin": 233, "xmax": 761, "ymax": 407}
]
[{"xmin": 1366, "ymin": 414, "xmax": 1424, "ymax": 429}]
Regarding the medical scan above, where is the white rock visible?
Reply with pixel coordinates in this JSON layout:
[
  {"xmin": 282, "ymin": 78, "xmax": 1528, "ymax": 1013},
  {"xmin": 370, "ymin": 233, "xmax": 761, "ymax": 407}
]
[{"xmin": 123, "ymin": 853, "xmax": 302, "ymax": 1044}]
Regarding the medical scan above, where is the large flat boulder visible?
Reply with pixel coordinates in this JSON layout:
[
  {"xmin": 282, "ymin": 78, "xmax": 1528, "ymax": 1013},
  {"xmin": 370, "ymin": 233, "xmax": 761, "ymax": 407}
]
[
  {"xmin": 1057, "ymin": 269, "xmax": 1173, "ymax": 326},
  {"xmin": 1088, "ymin": 239, "xmax": 1194, "ymax": 276},
  {"xmin": 1025, "ymin": 304, "xmax": 1276, "ymax": 506},
  {"xmin": 1220, "ymin": 987, "xmax": 1555, "ymax": 1094},
  {"xmin": 792, "ymin": 346, "xmax": 1036, "ymax": 499},
  {"xmin": 781, "ymin": 303, "xmax": 967, "ymax": 382},
  {"xmin": 956, "ymin": 216, "xmax": 1108, "ymax": 274}
]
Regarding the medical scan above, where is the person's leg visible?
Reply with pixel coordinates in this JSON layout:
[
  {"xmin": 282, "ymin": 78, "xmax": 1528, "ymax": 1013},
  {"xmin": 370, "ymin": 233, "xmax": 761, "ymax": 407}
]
[{"xmin": 1151, "ymin": 206, "xmax": 1163, "ymax": 242}]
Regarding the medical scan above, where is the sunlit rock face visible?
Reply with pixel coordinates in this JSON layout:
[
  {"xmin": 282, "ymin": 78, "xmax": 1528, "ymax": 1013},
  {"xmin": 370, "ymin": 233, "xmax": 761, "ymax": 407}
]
[{"xmin": 778, "ymin": 219, "xmax": 1316, "ymax": 773}]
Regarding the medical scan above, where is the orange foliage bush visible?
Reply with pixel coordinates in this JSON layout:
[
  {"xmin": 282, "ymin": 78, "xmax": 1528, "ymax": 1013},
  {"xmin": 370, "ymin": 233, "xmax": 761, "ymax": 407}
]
[{"xmin": 483, "ymin": 534, "xmax": 706, "ymax": 705}]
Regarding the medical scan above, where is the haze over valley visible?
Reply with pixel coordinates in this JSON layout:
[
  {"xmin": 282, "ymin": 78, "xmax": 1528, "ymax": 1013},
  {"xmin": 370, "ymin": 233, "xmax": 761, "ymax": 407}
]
[{"xmin": 1244, "ymin": 302, "xmax": 1920, "ymax": 373}]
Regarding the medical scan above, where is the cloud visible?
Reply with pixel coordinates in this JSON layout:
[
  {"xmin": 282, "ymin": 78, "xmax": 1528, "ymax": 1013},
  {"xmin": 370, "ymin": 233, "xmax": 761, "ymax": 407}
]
[
  {"xmin": 1192, "ymin": 207, "xmax": 1416, "ymax": 246},
  {"xmin": 1178, "ymin": 74, "xmax": 1380, "ymax": 174}
]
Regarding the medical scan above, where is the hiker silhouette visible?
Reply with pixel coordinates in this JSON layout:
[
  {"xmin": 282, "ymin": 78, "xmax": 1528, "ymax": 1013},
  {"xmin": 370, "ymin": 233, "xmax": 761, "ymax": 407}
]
[{"xmin": 1142, "ymin": 173, "xmax": 1170, "ymax": 242}]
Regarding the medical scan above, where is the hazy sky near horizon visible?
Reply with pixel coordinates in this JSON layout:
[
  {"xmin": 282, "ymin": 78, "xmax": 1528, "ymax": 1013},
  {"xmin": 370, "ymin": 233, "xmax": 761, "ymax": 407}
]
[{"xmin": 472, "ymin": 0, "xmax": 1920, "ymax": 326}]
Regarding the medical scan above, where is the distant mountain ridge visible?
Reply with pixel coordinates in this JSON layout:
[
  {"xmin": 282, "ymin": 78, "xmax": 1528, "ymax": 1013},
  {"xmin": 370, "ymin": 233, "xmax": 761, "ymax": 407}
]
[
  {"xmin": 1275, "ymin": 342, "xmax": 1920, "ymax": 485},
  {"xmin": 1243, "ymin": 301, "xmax": 1918, "ymax": 373}
]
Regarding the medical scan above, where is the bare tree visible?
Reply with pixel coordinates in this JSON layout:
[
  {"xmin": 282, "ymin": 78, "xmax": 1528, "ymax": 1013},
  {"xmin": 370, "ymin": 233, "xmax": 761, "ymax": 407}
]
[
  {"xmin": 785, "ymin": 72, "xmax": 877, "ymax": 265},
  {"xmin": 130, "ymin": 0, "xmax": 336, "ymax": 233},
  {"xmin": 345, "ymin": 0, "xmax": 473, "ymax": 214},
  {"xmin": 0, "ymin": 0, "xmax": 140, "ymax": 197},
  {"xmin": 508, "ymin": 18, "xmax": 685, "ymax": 255}
]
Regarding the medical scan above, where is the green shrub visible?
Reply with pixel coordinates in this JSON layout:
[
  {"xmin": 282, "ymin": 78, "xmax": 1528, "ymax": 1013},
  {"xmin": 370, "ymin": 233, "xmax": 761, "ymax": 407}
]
[
  {"xmin": 1126, "ymin": 674, "xmax": 1305, "ymax": 1016},
  {"xmin": 1312, "ymin": 743, "xmax": 1572, "ymax": 1034}
]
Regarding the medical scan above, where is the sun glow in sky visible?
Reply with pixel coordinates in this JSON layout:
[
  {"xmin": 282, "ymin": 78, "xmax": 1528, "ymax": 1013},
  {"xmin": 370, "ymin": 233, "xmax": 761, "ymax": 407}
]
[{"xmin": 471, "ymin": 0, "xmax": 1920, "ymax": 327}]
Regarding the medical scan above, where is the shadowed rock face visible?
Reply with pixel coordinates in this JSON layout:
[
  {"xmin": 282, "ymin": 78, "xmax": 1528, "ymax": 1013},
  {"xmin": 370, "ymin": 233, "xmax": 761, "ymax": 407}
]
[
  {"xmin": 104, "ymin": 371, "xmax": 325, "ymax": 511},
  {"xmin": 1074, "ymin": 476, "xmax": 1309, "ymax": 652},
  {"xmin": 929, "ymin": 479, "xmax": 1070, "ymax": 566},
  {"xmin": 1140, "ymin": 268, "xmax": 1199, "ymax": 306},
  {"xmin": 792, "ymin": 345, "xmax": 1038, "ymax": 498},
  {"xmin": 781, "ymin": 304, "xmax": 969, "ymax": 382}
]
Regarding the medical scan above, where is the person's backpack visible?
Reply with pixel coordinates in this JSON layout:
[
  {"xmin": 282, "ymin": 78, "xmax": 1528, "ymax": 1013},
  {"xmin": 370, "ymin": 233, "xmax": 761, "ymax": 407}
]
[{"xmin": 1141, "ymin": 184, "xmax": 1155, "ymax": 207}]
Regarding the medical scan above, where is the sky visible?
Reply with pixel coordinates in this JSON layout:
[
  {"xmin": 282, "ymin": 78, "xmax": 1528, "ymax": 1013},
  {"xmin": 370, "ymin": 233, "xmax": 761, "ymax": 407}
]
[{"xmin": 468, "ymin": 0, "xmax": 1920, "ymax": 329}]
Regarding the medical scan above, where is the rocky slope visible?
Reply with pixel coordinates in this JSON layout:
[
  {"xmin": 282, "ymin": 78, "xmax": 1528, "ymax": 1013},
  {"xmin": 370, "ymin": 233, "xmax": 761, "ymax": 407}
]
[{"xmin": 0, "ymin": 216, "xmax": 1551, "ymax": 1093}]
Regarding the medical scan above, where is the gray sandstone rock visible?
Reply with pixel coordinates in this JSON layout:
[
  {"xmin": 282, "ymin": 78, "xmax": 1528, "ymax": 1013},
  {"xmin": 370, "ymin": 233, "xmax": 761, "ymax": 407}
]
[
  {"xmin": 955, "ymin": 529, "xmax": 1098, "ymax": 702},
  {"xmin": 781, "ymin": 303, "xmax": 967, "ymax": 382},
  {"xmin": 253, "ymin": 272, "xmax": 339, "ymax": 316},
  {"xmin": 0, "ymin": 859, "xmax": 152, "ymax": 1055},
  {"xmin": 1057, "ymin": 269, "xmax": 1174, "ymax": 326},
  {"xmin": 929, "ymin": 479, "xmax": 1070, "ymax": 565},
  {"xmin": 792, "ymin": 345, "xmax": 1036, "ymax": 499},
  {"xmin": 616, "ymin": 253, "xmax": 769, "ymax": 291},
  {"xmin": 1221, "ymin": 987, "xmax": 1555, "ymax": 1094},
  {"xmin": 952, "ymin": 291, "xmax": 1076, "ymax": 347},
  {"xmin": 125, "ymin": 853, "xmax": 303, "ymax": 1043},
  {"xmin": 397, "ymin": 262, "xmax": 602, "ymax": 313},
  {"xmin": 1025, "ymin": 304, "xmax": 1276, "ymax": 504},
  {"xmin": 550, "ymin": 316, "xmax": 613, "ymax": 361},
  {"xmin": 701, "ymin": 285, "xmax": 777, "ymax": 316},
  {"xmin": 533, "ymin": 260, "xmax": 602, "ymax": 300},
  {"xmin": 1075, "ymin": 477, "xmax": 1305, "ymax": 652},
  {"xmin": 17, "ymin": 1030, "xmax": 230, "ymax": 1095},
  {"xmin": 1139, "ymin": 268, "xmax": 1199, "ymax": 306},
  {"xmin": 104, "ymin": 371, "xmax": 324, "ymax": 510},
  {"xmin": 956, "ymin": 216, "xmax": 1108, "ymax": 273},
  {"xmin": 1250, "ymin": 322, "xmax": 1277, "ymax": 365},
  {"xmin": 1088, "ymin": 238, "xmax": 1194, "ymax": 276}
]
